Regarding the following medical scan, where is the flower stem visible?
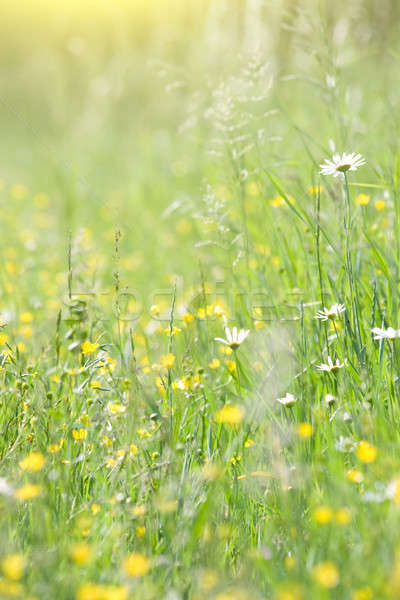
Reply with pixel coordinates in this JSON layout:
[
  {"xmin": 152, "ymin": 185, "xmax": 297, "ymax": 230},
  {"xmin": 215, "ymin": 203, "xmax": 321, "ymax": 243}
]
[{"xmin": 343, "ymin": 172, "xmax": 363, "ymax": 359}]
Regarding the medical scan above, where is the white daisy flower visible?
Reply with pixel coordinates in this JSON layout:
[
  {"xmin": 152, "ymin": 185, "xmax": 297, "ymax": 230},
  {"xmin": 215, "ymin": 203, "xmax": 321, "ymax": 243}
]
[
  {"xmin": 362, "ymin": 488, "xmax": 387, "ymax": 504},
  {"xmin": 372, "ymin": 327, "xmax": 400, "ymax": 340},
  {"xmin": 325, "ymin": 393, "xmax": 336, "ymax": 406},
  {"xmin": 386, "ymin": 478, "xmax": 400, "ymax": 502},
  {"xmin": 277, "ymin": 392, "xmax": 296, "ymax": 407},
  {"xmin": 0, "ymin": 477, "xmax": 13, "ymax": 497},
  {"xmin": 215, "ymin": 326, "xmax": 250, "ymax": 350},
  {"xmin": 326, "ymin": 74, "xmax": 336, "ymax": 89},
  {"xmin": 316, "ymin": 356, "xmax": 346, "ymax": 373},
  {"xmin": 314, "ymin": 303, "xmax": 346, "ymax": 321},
  {"xmin": 335, "ymin": 436, "xmax": 355, "ymax": 453},
  {"xmin": 320, "ymin": 152, "xmax": 366, "ymax": 178}
]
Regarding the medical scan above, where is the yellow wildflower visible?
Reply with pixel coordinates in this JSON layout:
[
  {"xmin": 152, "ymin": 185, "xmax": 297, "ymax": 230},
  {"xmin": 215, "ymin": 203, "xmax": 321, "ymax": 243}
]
[
  {"xmin": 18, "ymin": 325, "xmax": 33, "ymax": 337},
  {"xmin": 352, "ymin": 587, "xmax": 373, "ymax": 600},
  {"xmin": 10, "ymin": 184, "xmax": 28, "ymax": 200},
  {"xmin": 312, "ymin": 561, "xmax": 339, "ymax": 588},
  {"xmin": 172, "ymin": 379, "xmax": 186, "ymax": 391},
  {"xmin": 163, "ymin": 326, "xmax": 181, "ymax": 336},
  {"xmin": 131, "ymin": 505, "xmax": 146, "ymax": 517},
  {"xmin": 355, "ymin": 193, "xmax": 370, "ymax": 206},
  {"xmin": 226, "ymin": 360, "xmax": 236, "ymax": 372},
  {"xmin": 374, "ymin": 200, "xmax": 385, "ymax": 211},
  {"xmin": 215, "ymin": 405, "xmax": 244, "ymax": 425},
  {"xmin": 346, "ymin": 468, "xmax": 363, "ymax": 483},
  {"xmin": 19, "ymin": 451, "xmax": 45, "ymax": 472},
  {"xmin": 335, "ymin": 508, "xmax": 352, "ymax": 525},
  {"xmin": 122, "ymin": 553, "xmax": 151, "ymax": 577},
  {"xmin": 33, "ymin": 192, "xmax": 50, "ymax": 208},
  {"xmin": 20, "ymin": 312, "xmax": 33, "ymax": 323},
  {"xmin": 137, "ymin": 429, "xmax": 152, "ymax": 438},
  {"xmin": 69, "ymin": 543, "xmax": 92, "ymax": 565},
  {"xmin": 357, "ymin": 440, "xmax": 377, "ymax": 463},
  {"xmin": 15, "ymin": 484, "xmax": 42, "ymax": 501},
  {"xmin": 160, "ymin": 353, "xmax": 175, "ymax": 369},
  {"xmin": 219, "ymin": 345, "xmax": 233, "ymax": 356},
  {"xmin": 270, "ymin": 196, "xmax": 285, "ymax": 207},
  {"xmin": 107, "ymin": 403, "xmax": 126, "ymax": 415},
  {"xmin": 150, "ymin": 304, "xmax": 160, "ymax": 316},
  {"xmin": 1, "ymin": 554, "xmax": 25, "ymax": 581},
  {"xmin": 156, "ymin": 376, "xmax": 166, "ymax": 395},
  {"xmin": 48, "ymin": 439, "xmax": 64, "ymax": 453},
  {"xmin": 284, "ymin": 555, "xmax": 296, "ymax": 570},
  {"xmin": 308, "ymin": 185, "xmax": 323, "ymax": 195},
  {"xmin": 197, "ymin": 306, "xmax": 213, "ymax": 319},
  {"xmin": 208, "ymin": 358, "xmax": 220, "ymax": 369},
  {"xmin": 313, "ymin": 506, "xmax": 332, "ymax": 524},
  {"xmin": 81, "ymin": 341, "xmax": 99, "ymax": 354},
  {"xmin": 76, "ymin": 583, "xmax": 128, "ymax": 600},
  {"xmin": 297, "ymin": 423, "xmax": 313, "ymax": 438}
]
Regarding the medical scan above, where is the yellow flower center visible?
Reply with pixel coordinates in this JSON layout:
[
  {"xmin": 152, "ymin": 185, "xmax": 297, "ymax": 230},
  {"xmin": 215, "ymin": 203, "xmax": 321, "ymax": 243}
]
[{"xmin": 336, "ymin": 163, "xmax": 351, "ymax": 172}]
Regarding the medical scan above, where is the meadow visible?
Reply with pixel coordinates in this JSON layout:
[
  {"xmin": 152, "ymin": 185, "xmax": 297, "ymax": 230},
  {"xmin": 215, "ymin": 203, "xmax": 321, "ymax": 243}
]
[{"xmin": 2, "ymin": 1, "xmax": 400, "ymax": 598}]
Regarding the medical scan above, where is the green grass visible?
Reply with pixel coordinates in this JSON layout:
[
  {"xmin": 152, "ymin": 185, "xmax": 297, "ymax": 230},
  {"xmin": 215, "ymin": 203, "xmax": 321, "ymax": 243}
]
[{"xmin": 2, "ymin": 1, "xmax": 400, "ymax": 598}]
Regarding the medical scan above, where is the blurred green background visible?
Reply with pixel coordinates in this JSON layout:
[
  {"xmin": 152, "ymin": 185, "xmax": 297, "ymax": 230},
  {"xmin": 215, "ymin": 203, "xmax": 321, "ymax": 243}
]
[{"xmin": 1, "ymin": 0, "xmax": 400, "ymax": 313}]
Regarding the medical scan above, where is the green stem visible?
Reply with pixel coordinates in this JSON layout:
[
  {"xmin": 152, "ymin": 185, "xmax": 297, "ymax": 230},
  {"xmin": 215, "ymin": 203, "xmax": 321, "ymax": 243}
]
[
  {"xmin": 316, "ymin": 185, "xmax": 329, "ymax": 352},
  {"xmin": 343, "ymin": 172, "xmax": 363, "ymax": 360}
]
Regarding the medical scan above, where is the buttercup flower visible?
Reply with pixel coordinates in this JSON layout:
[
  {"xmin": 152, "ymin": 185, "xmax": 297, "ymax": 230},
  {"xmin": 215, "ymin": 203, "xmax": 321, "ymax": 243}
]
[
  {"xmin": 15, "ymin": 484, "xmax": 43, "ymax": 501},
  {"xmin": 346, "ymin": 468, "xmax": 364, "ymax": 483},
  {"xmin": 160, "ymin": 353, "xmax": 176, "ymax": 369},
  {"xmin": 81, "ymin": 340, "xmax": 99, "ymax": 354},
  {"xmin": 215, "ymin": 404, "xmax": 245, "ymax": 425},
  {"xmin": 297, "ymin": 423, "xmax": 313, "ymax": 438},
  {"xmin": 313, "ymin": 506, "xmax": 333, "ymax": 524},
  {"xmin": 355, "ymin": 193, "xmax": 370, "ymax": 206},
  {"xmin": 76, "ymin": 584, "xmax": 128, "ymax": 600},
  {"xmin": 320, "ymin": 152, "xmax": 365, "ymax": 178},
  {"xmin": 69, "ymin": 542, "xmax": 92, "ymax": 565},
  {"xmin": 19, "ymin": 451, "xmax": 45, "ymax": 472},
  {"xmin": 122, "ymin": 552, "xmax": 151, "ymax": 577},
  {"xmin": 1, "ymin": 554, "xmax": 25, "ymax": 581},
  {"xmin": 312, "ymin": 561, "xmax": 339, "ymax": 588},
  {"xmin": 356, "ymin": 440, "xmax": 377, "ymax": 464}
]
